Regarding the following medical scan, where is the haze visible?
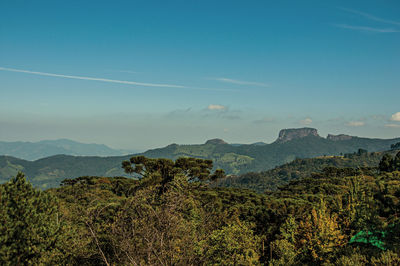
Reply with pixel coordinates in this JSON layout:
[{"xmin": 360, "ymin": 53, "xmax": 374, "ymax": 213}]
[{"xmin": 1, "ymin": 0, "xmax": 399, "ymax": 150}]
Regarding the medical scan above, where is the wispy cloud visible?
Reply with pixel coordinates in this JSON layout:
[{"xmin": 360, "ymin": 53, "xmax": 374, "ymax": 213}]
[
  {"xmin": 346, "ymin": 121, "xmax": 365, "ymax": 127},
  {"xmin": 300, "ymin": 118, "xmax": 313, "ymax": 125},
  {"xmin": 203, "ymin": 104, "xmax": 242, "ymax": 120},
  {"xmin": 333, "ymin": 24, "xmax": 399, "ymax": 33},
  {"xmin": 223, "ymin": 114, "xmax": 241, "ymax": 120},
  {"xmin": 336, "ymin": 8, "xmax": 400, "ymax": 33},
  {"xmin": 166, "ymin": 107, "xmax": 192, "ymax": 118},
  {"xmin": 370, "ymin": 114, "xmax": 386, "ymax": 121},
  {"xmin": 340, "ymin": 7, "xmax": 400, "ymax": 26},
  {"xmin": 384, "ymin": 123, "xmax": 400, "ymax": 128},
  {"xmin": 254, "ymin": 117, "xmax": 275, "ymax": 124},
  {"xmin": 0, "ymin": 67, "xmax": 236, "ymax": 92},
  {"xmin": 211, "ymin": 77, "xmax": 269, "ymax": 87}
]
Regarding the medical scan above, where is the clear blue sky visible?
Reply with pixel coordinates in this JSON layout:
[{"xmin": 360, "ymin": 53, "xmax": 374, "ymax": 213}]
[{"xmin": 1, "ymin": 0, "xmax": 399, "ymax": 150}]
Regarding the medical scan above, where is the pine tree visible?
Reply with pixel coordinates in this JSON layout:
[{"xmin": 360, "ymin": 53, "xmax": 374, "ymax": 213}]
[
  {"xmin": 379, "ymin": 154, "xmax": 394, "ymax": 172},
  {"xmin": 0, "ymin": 172, "xmax": 64, "ymax": 265},
  {"xmin": 392, "ymin": 151, "xmax": 400, "ymax": 171}
]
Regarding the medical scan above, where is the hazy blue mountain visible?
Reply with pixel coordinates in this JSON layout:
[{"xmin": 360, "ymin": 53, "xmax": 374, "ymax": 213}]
[{"xmin": 0, "ymin": 139, "xmax": 134, "ymax": 160}]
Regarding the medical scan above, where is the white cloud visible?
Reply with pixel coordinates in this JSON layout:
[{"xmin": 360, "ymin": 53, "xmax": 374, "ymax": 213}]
[
  {"xmin": 390, "ymin": 112, "xmax": 400, "ymax": 121},
  {"xmin": 385, "ymin": 123, "xmax": 400, "ymax": 128},
  {"xmin": 346, "ymin": 121, "xmax": 365, "ymax": 127},
  {"xmin": 333, "ymin": 24, "xmax": 399, "ymax": 33},
  {"xmin": 300, "ymin": 118, "xmax": 313, "ymax": 125},
  {"xmin": 207, "ymin": 104, "xmax": 227, "ymax": 111},
  {"xmin": 212, "ymin": 77, "xmax": 269, "ymax": 87}
]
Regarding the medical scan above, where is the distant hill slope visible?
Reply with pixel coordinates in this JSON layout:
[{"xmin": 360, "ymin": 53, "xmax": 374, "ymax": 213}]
[
  {"xmin": 214, "ymin": 149, "xmax": 400, "ymax": 193},
  {"xmin": 0, "ymin": 139, "xmax": 132, "ymax": 160},
  {"xmin": 0, "ymin": 128, "xmax": 399, "ymax": 188},
  {"xmin": 0, "ymin": 154, "xmax": 131, "ymax": 188}
]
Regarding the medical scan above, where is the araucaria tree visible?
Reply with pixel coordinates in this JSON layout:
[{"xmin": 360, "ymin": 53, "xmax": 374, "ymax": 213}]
[{"xmin": 122, "ymin": 156, "xmax": 225, "ymax": 184}]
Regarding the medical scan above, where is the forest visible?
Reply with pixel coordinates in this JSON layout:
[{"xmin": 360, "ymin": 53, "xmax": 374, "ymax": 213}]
[{"xmin": 1, "ymin": 152, "xmax": 400, "ymax": 265}]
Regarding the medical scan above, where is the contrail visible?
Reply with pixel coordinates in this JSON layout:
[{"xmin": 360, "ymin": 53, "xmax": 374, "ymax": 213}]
[
  {"xmin": 0, "ymin": 67, "xmax": 184, "ymax": 88},
  {"xmin": 0, "ymin": 66, "xmax": 238, "ymax": 92}
]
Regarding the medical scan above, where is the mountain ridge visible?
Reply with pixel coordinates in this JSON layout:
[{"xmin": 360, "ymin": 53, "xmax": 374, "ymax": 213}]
[
  {"xmin": 0, "ymin": 128, "xmax": 399, "ymax": 188},
  {"xmin": 0, "ymin": 139, "xmax": 135, "ymax": 160}
]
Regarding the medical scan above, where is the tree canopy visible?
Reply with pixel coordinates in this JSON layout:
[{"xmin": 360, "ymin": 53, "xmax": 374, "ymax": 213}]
[
  {"xmin": 0, "ymin": 173, "xmax": 64, "ymax": 265},
  {"xmin": 122, "ymin": 156, "xmax": 225, "ymax": 183}
]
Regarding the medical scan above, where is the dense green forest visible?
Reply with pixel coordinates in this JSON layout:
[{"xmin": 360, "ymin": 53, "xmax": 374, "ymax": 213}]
[
  {"xmin": 215, "ymin": 149, "xmax": 399, "ymax": 193},
  {"xmin": 1, "ymin": 152, "xmax": 400, "ymax": 265}
]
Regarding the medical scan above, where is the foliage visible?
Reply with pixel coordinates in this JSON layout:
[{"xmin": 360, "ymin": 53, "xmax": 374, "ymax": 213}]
[
  {"xmin": 215, "ymin": 151, "xmax": 383, "ymax": 192},
  {"xmin": 0, "ymin": 173, "xmax": 64, "ymax": 265},
  {"xmin": 202, "ymin": 221, "xmax": 260, "ymax": 265},
  {"xmin": 390, "ymin": 142, "xmax": 400, "ymax": 150},
  {"xmin": 122, "ymin": 155, "xmax": 225, "ymax": 183},
  {"xmin": 2, "ymin": 153, "xmax": 400, "ymax": 265},
  {"xmin": 379, "ymin": 154, "xmax": 394, "ymax": 172},
  {"xmin": 379, "ymin": 151, "xmax": 400, "ymax": 172},
  {"xmin": 297, "ymin": 201, "xmax": 346, "ymax": 263}
]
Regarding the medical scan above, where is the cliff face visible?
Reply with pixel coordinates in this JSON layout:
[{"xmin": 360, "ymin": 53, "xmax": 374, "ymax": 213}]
[
  {"xmin": 327, "ymin": 134, "xmax": 353, "ymax": 141},
  {"xmin": 276, "ymin": 128, "xmax": 320, "ymax": 143}
]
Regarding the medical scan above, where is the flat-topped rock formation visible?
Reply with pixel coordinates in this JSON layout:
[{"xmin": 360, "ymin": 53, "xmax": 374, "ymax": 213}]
[{"xmin": 275, "ymin": 128, "xmax": 320, "ymax": 143}]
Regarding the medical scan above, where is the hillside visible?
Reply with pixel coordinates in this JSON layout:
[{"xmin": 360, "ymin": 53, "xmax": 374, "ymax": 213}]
[
  {"xmin": 214, "ymin": 149, "xmax": 400, "ymax": 193},
  {"xmin": 0, "ymin": 139, "xmax": 132, "ymax": 160},
  {"xmin": 0, "ymin": 128, "xmax": 399, "ymax": 188},
  {"xmin": 143, "ymin": 129, "xmax": 400, "ymax": 174},
  {"xmin": 0, "ymin": 155, "xmax": 131, "ymax": 188}
]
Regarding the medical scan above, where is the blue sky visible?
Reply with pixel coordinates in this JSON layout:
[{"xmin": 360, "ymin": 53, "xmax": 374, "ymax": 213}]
[{"xmin": 1, "ymin": 0, "xmax": 400, "ymax": 150}]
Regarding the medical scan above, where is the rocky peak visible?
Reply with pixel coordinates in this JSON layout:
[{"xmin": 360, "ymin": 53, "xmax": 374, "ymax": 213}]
[
  {"xmin": 327, "ymin": 134, "xmax": 353, "ymax": 141},
  {"xmin": 205, "ymin": 138, "xmax": 228, "ymax": 145},
  {"xmin": 276, "ymin": 128, "xmax": 320, "ymax": 143}
]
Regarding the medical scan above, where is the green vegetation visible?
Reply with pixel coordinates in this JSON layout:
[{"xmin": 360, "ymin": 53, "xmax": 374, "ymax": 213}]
[
  {"xmin": 391, "ymin": 142, "xmax": 400, "ymax": 150},
  {"xmin": 1, "ymin": 134, "xmax": 400, "ymax": 189},
  {"xmin": 215, "ymin": 150, "xmax": 393, "ymax": 192},
  {"xmin": 1, "ymin": 153, "xmax": 400, "ymax": 265},
  {"xmin": 0, "ymin": 173, "xmax": 64, "ymax": 265}
]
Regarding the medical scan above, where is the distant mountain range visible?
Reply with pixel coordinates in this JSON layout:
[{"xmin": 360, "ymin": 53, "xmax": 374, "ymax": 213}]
[
  {"xmin": 0, "ymin": 139, "xmax": 135, "ymax": 160},
  {"xmin": 141, "ymin": 128, "xmax": 400, "ymax": 174},
  {"xmin": 0, "ymin": 128, "xmax": 399, "ymax": 188}
]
